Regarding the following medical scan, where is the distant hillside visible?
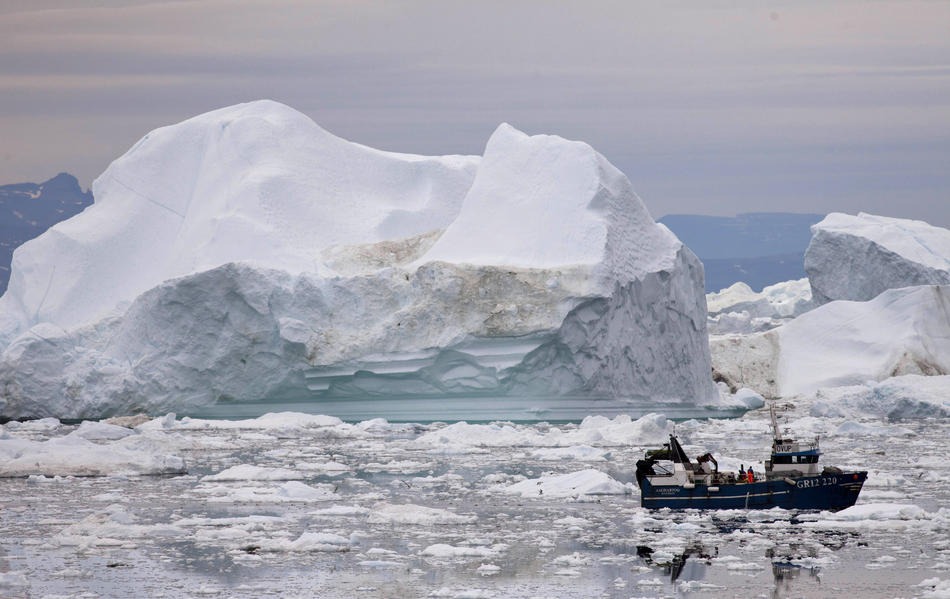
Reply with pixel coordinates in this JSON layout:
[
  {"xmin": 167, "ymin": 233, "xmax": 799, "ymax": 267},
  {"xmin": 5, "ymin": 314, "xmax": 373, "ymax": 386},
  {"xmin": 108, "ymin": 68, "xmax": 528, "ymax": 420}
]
[
  {"xmin": 0, "ymin": 173, "xmax": 93, "ymax": 294},
  {"xmin": 659, "ymin": 212, "xmax": 824, "ymax": 292}
]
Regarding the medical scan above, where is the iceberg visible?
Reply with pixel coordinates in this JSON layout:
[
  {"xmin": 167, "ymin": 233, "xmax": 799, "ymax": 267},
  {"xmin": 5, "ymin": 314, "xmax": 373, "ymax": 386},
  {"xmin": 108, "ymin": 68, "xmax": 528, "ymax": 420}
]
[
  {"xmin": 711, "ymin": 285, "xmax": 950, "ymax": 397},
  {"xmin": 805, "ymin": 212, "xmax": 950, "ymax": 305},
  {"xmin": 706, "ymin": 278, "xmax": 814, "ymax": 335},
  {"xmin": 0, "ymin": 101, "xmax": 717, "ymax": 419}
]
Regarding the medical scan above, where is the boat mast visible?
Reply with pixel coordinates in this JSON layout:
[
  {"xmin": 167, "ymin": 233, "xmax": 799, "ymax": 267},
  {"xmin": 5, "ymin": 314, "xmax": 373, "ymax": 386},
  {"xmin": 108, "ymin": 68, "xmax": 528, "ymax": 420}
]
[{"xmin": 769, "ymin": 402, "xmax": 781, "ymax": 441}]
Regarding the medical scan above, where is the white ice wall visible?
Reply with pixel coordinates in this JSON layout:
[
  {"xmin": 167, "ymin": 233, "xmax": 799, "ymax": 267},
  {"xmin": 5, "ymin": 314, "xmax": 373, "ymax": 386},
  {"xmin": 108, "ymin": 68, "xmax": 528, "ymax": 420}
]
[{"xmin": 0, "ymin": 101, "xmax": 717, "ymax": 419}]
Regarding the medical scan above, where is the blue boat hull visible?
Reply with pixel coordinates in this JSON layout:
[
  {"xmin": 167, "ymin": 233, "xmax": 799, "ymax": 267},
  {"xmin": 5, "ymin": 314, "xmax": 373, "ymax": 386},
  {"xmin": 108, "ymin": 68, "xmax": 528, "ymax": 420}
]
[{"xmin": 639, "ymin": 472, "xmax": 867, "ymax": 511}]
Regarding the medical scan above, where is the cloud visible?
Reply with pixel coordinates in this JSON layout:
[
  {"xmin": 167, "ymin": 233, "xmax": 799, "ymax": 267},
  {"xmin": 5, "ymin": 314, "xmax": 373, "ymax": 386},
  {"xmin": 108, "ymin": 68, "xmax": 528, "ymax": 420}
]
[{"xmin": 1, "ymin": 1, "xmax": 948, "ymax": 225}]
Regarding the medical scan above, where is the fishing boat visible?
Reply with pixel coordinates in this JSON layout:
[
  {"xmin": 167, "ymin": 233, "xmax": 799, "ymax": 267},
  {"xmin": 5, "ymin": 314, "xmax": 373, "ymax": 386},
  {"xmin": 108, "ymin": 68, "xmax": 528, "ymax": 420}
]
[{"xmin": 635, "ymin": 406, "xmax": 867, "ymax": 510}]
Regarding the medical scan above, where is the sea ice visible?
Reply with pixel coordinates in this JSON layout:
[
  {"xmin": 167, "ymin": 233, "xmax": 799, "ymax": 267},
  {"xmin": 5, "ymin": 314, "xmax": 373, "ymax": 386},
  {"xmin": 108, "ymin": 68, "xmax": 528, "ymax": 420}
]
[
  {"xmin": 503, "ymin": 468, "xmax": 630, "ymax": 498},
  {"xmin": 367, "ymin": 503, "xmax": 477, "ymax": 525},
  {"xmin": 0, "ymin": 431, "xmax": 186, "ymax": 477},
  {"xmin": 809, "ymin": 375, "xmax": 950, "ymax": 421},
  {"xmin": 202, "ymin": 464, "xmax": 305, "ymax": 481},
  {"xmin": 3, "ymin": 393, "xmax": 948, "ymax": 598}
]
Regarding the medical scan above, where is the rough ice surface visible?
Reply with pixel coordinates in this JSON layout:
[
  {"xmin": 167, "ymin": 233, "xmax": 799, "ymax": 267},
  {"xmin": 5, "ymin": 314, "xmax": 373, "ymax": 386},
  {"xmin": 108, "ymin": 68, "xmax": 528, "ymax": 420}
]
[
  {"xmin": 711, "ymin": 285, "xmax": 950, "ymax": 398},
  {"xmin": 0, "ymin": 428, "xmax": 186, "ymax": 477},
  {"xmin": 503, "ymin": 468, "xmax": 631, "ymax": 497},
  {"xmin": 809, "ymin": 375, "xmax": 950, "ymax": 421},
  {"xmin": 707, "ymin": 279, "xmax": 813, "ymax": 319},
  {"xmin": 805, "ymin": 212, "xmax": 950, "ymax": 305},
  {"xmin": 2, "ymin": 386, "xmax": 948, "ymax": 598},
  {"xmin": 0, "ymin": 100, "xmax": 717, "ymax": 419},
  {"xmin": 706, "ymin": 278, "xmax": 814, "ymax": 335}
]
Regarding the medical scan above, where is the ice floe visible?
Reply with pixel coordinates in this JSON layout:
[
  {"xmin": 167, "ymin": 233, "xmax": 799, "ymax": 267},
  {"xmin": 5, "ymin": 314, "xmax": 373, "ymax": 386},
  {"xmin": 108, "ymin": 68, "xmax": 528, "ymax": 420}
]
[
  {"xmin": 0, "ymin": 431, "xmax": 186, "ymax": 477},
  {"xmin": 503, "ymin": 469, "xmax": 631, "ymax": 498},
  {"xmin": 367, "ymin": 503, "xmax": 477, "ymax": 525}
]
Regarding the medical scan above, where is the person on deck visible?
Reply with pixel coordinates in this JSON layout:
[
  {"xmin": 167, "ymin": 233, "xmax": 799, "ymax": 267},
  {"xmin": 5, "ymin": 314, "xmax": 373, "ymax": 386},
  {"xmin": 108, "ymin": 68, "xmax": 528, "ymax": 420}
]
[{"xmin": 747, "ymin": 467, "xmax": 755, "ymax": 483}]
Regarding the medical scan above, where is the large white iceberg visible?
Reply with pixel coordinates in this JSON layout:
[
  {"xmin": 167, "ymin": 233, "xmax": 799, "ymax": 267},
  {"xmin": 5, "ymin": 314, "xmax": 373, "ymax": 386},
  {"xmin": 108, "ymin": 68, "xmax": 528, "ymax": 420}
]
[
  {"xmin": 0, "ymin": 101, "xmax": 717, "ymax": 419},
  {"xmin": 804, "ymin": 212, "xmax": 950, "ymax": 305},
  {"xmin": 711, "ymin": 285, "xmax": 950, "ymax": 397}
]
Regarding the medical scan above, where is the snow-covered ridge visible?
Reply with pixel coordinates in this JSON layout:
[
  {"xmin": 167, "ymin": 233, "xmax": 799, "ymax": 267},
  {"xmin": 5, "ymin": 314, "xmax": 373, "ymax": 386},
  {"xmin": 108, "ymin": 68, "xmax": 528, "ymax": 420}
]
[
  {"xmin": 421, "ymin": 123, "xmax": 679, "ymax": 284},
  {"xmin": 0, "ymin": 100, "xmax": 717, "ymax": 418},
  {"xmin": 805, "ymin": 212, "xmax": 950, "ymax": 304},
  {"xmin": 1, "ymin": 100, "xmax": 480, "ymax": 334}
]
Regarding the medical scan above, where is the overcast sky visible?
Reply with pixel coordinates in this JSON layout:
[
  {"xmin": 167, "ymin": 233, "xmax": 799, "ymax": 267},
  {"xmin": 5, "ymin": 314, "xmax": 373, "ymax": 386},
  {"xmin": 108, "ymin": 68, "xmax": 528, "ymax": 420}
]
[{"xmin": 1, "ymin": 0, "xmax": 948, "ymax": 224}]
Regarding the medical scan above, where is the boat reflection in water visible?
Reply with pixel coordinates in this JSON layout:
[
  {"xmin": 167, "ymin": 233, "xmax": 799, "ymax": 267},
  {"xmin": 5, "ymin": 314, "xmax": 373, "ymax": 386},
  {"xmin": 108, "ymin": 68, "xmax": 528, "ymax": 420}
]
[{"xmin": 636, "ymin": 542, "xmax": 716, "ymax": 583}]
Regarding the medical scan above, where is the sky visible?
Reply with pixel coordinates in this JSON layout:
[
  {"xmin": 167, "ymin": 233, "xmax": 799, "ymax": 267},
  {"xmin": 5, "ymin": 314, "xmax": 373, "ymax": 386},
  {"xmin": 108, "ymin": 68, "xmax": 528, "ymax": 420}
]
[{"xmin": 1, "ymin": 0, "xmax": 949, "ymax": 225}]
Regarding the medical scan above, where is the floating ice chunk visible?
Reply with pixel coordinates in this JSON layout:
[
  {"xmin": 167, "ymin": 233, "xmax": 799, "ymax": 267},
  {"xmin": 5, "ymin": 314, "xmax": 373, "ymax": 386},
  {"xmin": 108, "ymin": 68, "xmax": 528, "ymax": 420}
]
[
  {"xmin": 553, "ymin": 516, "xmax": 591, "ymax": 528},
  {"xmin": 310, "ymin": 505, "xmax": 371, "ymax": 517},
  {"xmin": 824, "ymin": 503, "xmax": 928, "ymax": 521},
  {"xmin": 174, "ymin": 514, "xmax": 286, "ymax": 529},
  {"xmin": 724, "ymin": 560, "xmax": 765, "ymax": 571},
  {"xmin": 295, "ymin": 460, "xmax": 352, "ymax": 475},
  {"xmin": 196, "ymin": 480, "xmax": 339, "ymax": 503},
  {"xmin": 367, "ymin": 503, "xmax": 476, "ymax": 525},
  {"xmin": 918, "ymin": 577, "xmax": 950, "ymax": 599},
  {"xmin": 53, "ymin": 504, "xmax": 182, "ymax": 549},
  {"xmin": 0, "ymin": 434, "xmax": 186, "ymax": 477},
  {"xmin": 732, "ymin": 388, "xmax": 766, "ymax": 409},
  {"xmin": 2, "ymin": 417, "xmax": 62, "ymax": 433},
  {"xmin": 202, "ymin": 464, "xmax": 305, "ymax": 481},
  {"xmin": 420, "ymin": 544, "xmax": 503, "ymax": 559},
  {"xmin": 414, "ymin": 421, "xmax": 542, "ymax": 448},
  {"xmin": 70, "ymin": 420, "xmax": 136, "ymax": 441},
  {"xmin": 551, "ymin": 552, "xmax": 591, "ymax": 566},
  {"xmin": 809, "ymin": 375, "xmax": 950, "ymax": 421},
  {"xmin": 360, "ymin": 460, "xmax": 431, "ymax": 474},
  {"xmin": 276, "ymin": 481, "xmax": 339, "ymax": 501},
  {"xmin": 262, "ymin": 531, "xmax": 352, "ymax": 553},
  {"xmin": 172, "ymin": 412, "xmax": 345, "ymax": 431},
  {"xmin": 415, "ymin": 413, "xmax": 672, "ymax": 451},
  {"xmin": 575, "ymin": 413, "xmax": 672, "ymax": 445},
  {"xmin": 803, "ymin": 503, "xmax": 935, "ymax": 531},
  {"xmin": 504, "ymin": 469, "xmax": 630, "ymax": 498}
]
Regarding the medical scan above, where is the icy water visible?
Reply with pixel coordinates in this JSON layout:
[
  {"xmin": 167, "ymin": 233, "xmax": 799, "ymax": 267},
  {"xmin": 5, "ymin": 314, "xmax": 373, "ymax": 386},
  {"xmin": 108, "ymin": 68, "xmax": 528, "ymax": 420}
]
[
  {"xmin": 186, "ymin": 395, "xmax": 748, "ymax": 423},
  {"xmin": 1, "ymin": 400, "xmax": 948, "ymax": 598}
]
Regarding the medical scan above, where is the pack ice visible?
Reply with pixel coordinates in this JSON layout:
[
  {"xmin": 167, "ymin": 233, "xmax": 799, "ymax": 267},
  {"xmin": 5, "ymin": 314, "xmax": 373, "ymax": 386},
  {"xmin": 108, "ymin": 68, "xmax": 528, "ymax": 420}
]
[
  {"xmin": 0, "ymin": 101, "xmax": 716, "ymax": 419},
  {"xmin": 805, "ymin": 212, "xmax": 950, "ymax": 304}
]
